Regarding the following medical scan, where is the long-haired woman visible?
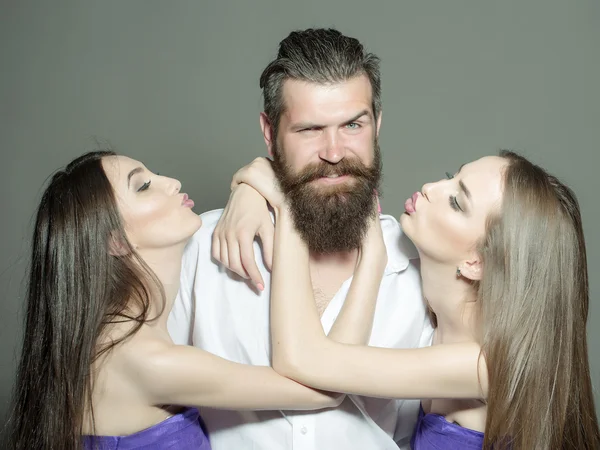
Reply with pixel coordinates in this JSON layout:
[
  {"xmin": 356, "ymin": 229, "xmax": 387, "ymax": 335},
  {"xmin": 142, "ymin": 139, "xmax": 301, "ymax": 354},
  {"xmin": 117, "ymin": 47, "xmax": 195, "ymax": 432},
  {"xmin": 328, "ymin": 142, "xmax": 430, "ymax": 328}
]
[
  {"xmin": 7, "ymin": 151, "xmax": 351, "ymax": 450},
  {"xmin": 222, "ymin": 151, "xmax": 600, "ymax": 449}
]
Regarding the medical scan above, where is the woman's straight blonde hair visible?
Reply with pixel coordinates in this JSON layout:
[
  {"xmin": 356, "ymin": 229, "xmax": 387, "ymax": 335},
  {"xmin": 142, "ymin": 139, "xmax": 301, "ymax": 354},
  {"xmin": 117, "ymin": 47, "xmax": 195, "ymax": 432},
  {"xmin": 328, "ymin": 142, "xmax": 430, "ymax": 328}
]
[{"xmin": 478, "ymin": 151, "xmax": 599, "ymax": 449}]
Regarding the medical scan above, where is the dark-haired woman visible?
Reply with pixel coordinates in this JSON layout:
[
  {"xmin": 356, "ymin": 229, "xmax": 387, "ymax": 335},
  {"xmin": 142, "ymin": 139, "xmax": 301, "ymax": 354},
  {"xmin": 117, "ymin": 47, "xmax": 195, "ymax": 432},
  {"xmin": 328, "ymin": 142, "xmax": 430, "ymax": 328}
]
[{"xmin": 7, "ymin": 151, "xmax": 351, "ymax": 450}]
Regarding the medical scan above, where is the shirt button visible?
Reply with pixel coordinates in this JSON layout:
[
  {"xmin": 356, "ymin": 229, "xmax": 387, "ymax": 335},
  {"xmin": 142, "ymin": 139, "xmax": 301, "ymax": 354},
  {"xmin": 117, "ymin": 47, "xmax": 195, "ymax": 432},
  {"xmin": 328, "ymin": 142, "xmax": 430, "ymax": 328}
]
[{"xmin": 300, "ymin": 426, "xmax": 308, "ymax": 435}]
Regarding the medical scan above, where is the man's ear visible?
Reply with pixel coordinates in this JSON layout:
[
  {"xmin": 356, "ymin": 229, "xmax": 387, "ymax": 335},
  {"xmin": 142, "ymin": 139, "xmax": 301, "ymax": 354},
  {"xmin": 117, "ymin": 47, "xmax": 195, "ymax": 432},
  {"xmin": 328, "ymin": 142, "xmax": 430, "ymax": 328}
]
[
  {"xmin": 259, "ymin": 112, "xmax": 275, "ymax": 157},
  {"xmin": 108, "ymin": 231, "xmax": 130, "ymax": 257},
  {"xmin": 458, "ymin": 257, "xmax": 483, "ymax": 281},
  {"xmin": 375, "ymin": 109, "xmax": 383, "ymax": 137}
]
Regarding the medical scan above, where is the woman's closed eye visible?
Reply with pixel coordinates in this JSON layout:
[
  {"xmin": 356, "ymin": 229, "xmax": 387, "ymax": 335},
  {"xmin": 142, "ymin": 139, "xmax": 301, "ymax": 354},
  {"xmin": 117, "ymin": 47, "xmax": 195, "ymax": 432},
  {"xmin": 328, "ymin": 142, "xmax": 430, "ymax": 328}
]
[
  {"xmin": 136, "ymin": 171, "xmax": 162, "ymax": 192},
  {"xmin": 445, "ymin": 172, "xmax": 463, "ymax": 212},
  {"xmin": 449, "ymin": 195, "xmax": 462, "ymax": 212},
  {"xmin": 137, "ymin": 180, "xmax": 151, "ymax": 192}
]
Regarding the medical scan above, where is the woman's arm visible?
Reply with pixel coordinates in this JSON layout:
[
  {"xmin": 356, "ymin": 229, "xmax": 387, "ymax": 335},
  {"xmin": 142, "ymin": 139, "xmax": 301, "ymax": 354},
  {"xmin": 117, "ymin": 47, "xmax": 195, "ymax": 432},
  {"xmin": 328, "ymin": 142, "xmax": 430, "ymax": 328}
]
[
  {"xmin": 270, "ymin": 207, "xmax": 487, "ymax": 400},
  {"xmin": 218, "ymin": 157, "xmax": 386, "ymax": 346},
  {"xmin": 327, "ymin": 211, "xmax": 386, "ymax": 344},
  {"xmin": 127, "ymin": 339, "xmax": 342, "ymax": 410},
  {"xmin": 215, "ymin": 158, "xmax": 488, "ymax": 400}
]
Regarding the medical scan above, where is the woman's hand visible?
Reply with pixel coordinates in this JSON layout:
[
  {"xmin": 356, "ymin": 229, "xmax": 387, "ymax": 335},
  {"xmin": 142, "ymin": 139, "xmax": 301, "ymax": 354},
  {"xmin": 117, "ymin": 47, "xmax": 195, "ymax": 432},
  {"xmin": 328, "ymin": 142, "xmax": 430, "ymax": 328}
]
[
  {"xmin": 212, "ymin": 183, "xmax": 274, "ymax": 290},
  {"xmin": 212, "ymin": 158, "xmax": 284, "ymax": 290}
]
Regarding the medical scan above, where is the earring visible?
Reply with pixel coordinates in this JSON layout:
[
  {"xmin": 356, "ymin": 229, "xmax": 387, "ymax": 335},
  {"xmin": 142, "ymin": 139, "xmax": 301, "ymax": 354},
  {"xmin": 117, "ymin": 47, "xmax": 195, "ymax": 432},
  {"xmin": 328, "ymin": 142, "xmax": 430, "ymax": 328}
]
[{"xmin": 456, "ymin": 267, "xmax": 461, "ymax": 277}]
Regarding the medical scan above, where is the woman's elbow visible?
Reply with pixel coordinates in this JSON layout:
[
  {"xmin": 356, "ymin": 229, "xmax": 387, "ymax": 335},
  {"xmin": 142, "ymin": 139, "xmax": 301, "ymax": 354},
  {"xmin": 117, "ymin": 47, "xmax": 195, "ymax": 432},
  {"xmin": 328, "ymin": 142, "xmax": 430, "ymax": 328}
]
[
  {"xmin": 319, "ymin": 391, "xmax": 345, "ymax": 408},
  {"xmin": 272, "ymin": 351, "xmax": 300, "ymax": 379},
  {"xmin": 273, "ymin": 349, "xmax": 317, "ymax": 384},
  {"xmin": 272, "ymin": 337, "xmax": 329, "ymax": 384}
]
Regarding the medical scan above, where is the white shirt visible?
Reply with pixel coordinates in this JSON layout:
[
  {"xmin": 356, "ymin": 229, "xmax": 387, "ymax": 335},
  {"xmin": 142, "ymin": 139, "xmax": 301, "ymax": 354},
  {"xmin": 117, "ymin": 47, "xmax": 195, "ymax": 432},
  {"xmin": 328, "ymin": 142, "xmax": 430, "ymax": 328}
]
[{"xmin": 168, "ymin": 210, "xmax": 434, "ymax": 450}]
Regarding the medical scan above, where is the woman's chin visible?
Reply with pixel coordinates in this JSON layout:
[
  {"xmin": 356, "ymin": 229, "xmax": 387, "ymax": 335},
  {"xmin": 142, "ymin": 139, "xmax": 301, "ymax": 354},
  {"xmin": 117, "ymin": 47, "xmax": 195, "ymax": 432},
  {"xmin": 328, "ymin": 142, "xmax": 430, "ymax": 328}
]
[{"xmin": 399, "ymin": 212, "xmax": 413, "ymax": 233}]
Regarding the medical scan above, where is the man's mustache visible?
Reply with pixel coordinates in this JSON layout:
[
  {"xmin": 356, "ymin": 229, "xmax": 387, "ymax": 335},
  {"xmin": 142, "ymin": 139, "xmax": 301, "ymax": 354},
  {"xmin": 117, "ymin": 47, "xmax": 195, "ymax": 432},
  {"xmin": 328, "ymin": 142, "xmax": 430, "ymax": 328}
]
[{"xmin": 288, "ymin": 160, "xmax": 375, "ymax": 188}]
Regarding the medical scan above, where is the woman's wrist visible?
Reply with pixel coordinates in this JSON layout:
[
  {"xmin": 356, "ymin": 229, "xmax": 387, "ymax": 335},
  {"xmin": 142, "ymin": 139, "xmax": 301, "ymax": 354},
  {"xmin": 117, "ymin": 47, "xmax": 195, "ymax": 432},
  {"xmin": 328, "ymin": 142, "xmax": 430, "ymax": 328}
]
[{"xmin": 273, "ymin": 201, "xmax": 291, "ymax": 222}]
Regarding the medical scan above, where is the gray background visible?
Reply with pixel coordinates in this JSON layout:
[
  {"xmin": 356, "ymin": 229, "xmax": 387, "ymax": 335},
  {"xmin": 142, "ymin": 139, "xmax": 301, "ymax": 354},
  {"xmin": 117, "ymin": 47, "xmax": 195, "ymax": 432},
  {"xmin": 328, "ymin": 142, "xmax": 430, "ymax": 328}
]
[{"xmin": 1, "ymin": 0, "xmax": 599, "ymax": 430}]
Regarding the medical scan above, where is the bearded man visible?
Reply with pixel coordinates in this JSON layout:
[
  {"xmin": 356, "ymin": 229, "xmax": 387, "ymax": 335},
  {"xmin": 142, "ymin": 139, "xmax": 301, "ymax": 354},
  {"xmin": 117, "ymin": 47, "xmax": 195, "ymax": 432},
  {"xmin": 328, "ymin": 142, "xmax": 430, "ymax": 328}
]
[{"xmin": 169, "ymin": 28, "xmax": 432, "ymax": 450}]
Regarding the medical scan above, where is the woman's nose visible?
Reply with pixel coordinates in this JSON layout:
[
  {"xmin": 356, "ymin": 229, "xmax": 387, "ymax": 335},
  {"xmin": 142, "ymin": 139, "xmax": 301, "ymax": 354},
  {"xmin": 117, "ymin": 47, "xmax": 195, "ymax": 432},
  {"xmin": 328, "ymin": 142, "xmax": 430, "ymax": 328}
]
[
  {"xmin": 159, "ymin": 174, "xmax": 181, "ymax": 195},
  {"xmin": 421, "ymin": 178, "xmax": 447, "ymax": 201},
  {"xmin": 172, "ymin": 179, "xmax": 182, "ymax": 194},
  {"xmin": 421, "ymin": 182, "xmax": 433, "ymax": 200}
]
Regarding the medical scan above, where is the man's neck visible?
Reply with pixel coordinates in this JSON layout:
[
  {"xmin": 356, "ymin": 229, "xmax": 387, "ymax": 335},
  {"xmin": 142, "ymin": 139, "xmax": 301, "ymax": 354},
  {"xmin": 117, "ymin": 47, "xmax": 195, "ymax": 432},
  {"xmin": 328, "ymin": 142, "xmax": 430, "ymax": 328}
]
[
  {"xmin": 308, "ymin": 249, "xmax": 359, "ymax": 269},
  {"xmin": 308, "ymin": 249, "xmax": 360, "ymax": 315}
]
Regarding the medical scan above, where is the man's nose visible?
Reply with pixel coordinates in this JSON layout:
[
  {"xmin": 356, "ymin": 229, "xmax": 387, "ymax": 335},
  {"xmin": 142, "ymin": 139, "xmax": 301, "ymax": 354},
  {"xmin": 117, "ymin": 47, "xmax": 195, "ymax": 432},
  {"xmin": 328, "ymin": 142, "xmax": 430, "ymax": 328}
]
[{"xmin": 318, "ymin": 130, "xmax": 346, "ymax": 164}]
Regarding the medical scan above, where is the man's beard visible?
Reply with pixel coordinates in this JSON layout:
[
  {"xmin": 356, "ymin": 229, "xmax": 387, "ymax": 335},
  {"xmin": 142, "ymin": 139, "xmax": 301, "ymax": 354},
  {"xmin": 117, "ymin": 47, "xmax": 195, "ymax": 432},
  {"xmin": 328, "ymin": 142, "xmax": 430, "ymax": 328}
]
[{"xmin": 272, "ymin": 140, "xmax": 382, "ymax": 254}]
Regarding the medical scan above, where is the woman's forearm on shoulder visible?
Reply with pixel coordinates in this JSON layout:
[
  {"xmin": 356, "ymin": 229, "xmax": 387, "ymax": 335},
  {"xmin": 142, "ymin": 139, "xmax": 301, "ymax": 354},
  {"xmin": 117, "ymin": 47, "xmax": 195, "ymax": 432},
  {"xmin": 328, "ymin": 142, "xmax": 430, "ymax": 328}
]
[
  {"xmin": 271, "ymin": 209, "xmax": 386, "ymax": 372},
  {"xmin": 270, "ymin": 210, "xmax": 328, "ymax": 375},
  {"xmin": 327, "ymin": 224, "xmax": 385, "ymax": 345}
]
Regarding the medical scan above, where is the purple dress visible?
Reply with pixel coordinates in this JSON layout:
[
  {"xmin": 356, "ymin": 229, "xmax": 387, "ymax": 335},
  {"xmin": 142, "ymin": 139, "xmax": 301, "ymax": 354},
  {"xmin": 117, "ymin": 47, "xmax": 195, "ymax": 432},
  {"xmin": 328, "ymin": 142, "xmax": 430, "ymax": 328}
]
[
  {"xmin": 83, "ymin": 407, "xmax": 210, "ymax": 449},
  {"xmin": 411, "ymin": 405, "xmax": 484, "ymax": 449}
]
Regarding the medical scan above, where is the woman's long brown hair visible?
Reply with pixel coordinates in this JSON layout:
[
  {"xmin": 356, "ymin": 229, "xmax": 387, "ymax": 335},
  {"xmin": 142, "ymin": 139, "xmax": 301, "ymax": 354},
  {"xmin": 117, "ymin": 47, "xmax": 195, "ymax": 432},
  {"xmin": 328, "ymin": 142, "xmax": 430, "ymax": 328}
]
[
  {"xmin": 7, "ymin": 151, "xmax": 164, "ymax": 450},
  {"xmin": 479, "ymin": 151, "xmax": 599, "ymax": 449}
]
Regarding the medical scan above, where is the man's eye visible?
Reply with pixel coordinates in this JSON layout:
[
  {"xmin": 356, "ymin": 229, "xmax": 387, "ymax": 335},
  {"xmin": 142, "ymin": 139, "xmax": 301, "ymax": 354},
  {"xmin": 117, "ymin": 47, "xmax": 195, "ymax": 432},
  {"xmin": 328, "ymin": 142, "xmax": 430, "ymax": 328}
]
[
  {"xmin": 346, "ymin": 123, "xmax": 360, "ymax": 129},
  {"xmin": 445, "ymin": 172, "xmax": 454, "ymax": 180}
]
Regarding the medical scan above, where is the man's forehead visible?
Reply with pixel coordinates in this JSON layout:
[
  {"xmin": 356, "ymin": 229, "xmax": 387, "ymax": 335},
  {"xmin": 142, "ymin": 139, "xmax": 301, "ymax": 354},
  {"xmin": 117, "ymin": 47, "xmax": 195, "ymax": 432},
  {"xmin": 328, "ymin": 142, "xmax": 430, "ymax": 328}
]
[
  {"xmin": 281, "ymin": 76, "xmax": 374, "ymax": 123},
  {"xmin": 281, "ymin": 76, "xmax": 373, "ymax": 100}
]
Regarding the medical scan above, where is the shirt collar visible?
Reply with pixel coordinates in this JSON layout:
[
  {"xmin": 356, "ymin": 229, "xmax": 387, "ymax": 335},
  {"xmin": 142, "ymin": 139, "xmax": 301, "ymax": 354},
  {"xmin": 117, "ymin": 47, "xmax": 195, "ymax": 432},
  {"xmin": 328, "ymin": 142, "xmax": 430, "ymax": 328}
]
[{"xmin": 379, "ymin": 213, "xmax": 419, "ymax": 275}]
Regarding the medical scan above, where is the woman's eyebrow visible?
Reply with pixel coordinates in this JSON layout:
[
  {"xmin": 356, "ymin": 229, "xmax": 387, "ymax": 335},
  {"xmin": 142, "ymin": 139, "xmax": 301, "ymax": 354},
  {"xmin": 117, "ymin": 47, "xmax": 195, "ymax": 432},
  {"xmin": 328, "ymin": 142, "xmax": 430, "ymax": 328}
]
[
  {"xmin": 459, "ymin": 180, "xmax": 472, "ymax": 200},
  {"xmin": 127, "ymin": 167, "xmax": 144, "ymax": 188}
]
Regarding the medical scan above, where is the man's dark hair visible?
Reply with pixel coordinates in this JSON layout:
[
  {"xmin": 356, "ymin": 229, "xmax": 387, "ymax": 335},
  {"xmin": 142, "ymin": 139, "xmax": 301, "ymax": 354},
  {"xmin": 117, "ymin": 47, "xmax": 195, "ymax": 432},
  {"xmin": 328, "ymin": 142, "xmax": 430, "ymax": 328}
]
[{"xmin": 259, "ymin": 28, "xmax": 381, "ymax": 140}]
